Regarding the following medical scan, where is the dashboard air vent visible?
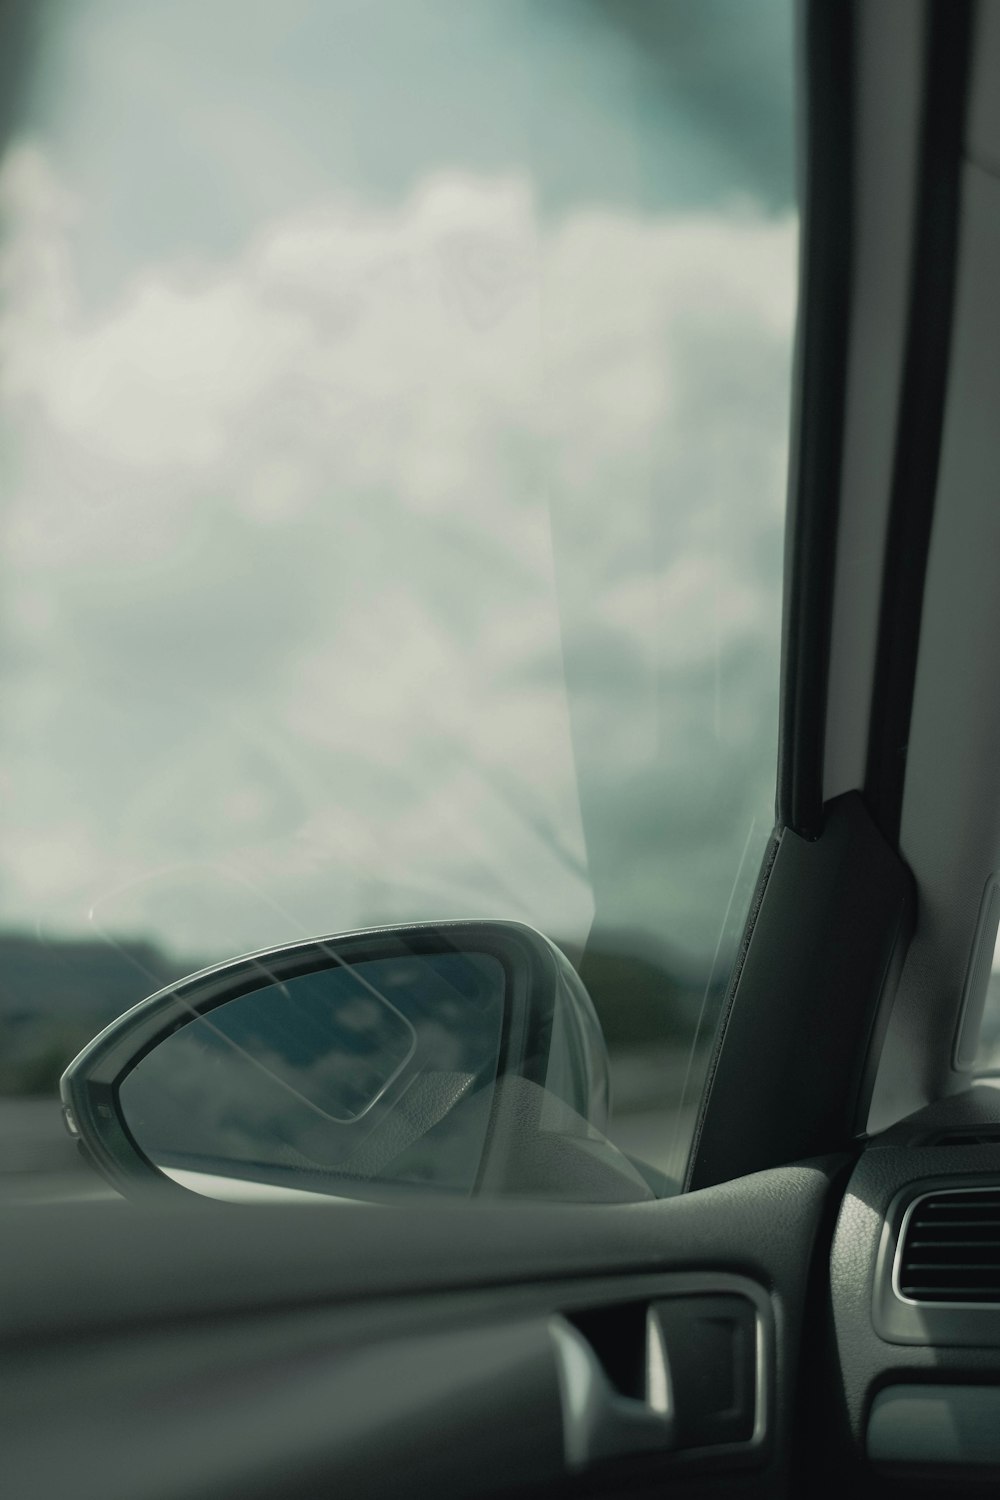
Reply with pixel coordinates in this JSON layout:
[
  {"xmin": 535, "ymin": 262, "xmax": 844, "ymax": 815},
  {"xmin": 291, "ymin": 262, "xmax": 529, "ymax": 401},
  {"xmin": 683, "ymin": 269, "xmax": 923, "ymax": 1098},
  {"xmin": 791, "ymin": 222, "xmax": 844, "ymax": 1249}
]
[
  {"xmin": 898, "ymin": 1189, "xmax": 1000, "ymax": 1303},
  {"xmin": 929, "ymin": 1129, "xmax": 1000, "ymax": 1147}
]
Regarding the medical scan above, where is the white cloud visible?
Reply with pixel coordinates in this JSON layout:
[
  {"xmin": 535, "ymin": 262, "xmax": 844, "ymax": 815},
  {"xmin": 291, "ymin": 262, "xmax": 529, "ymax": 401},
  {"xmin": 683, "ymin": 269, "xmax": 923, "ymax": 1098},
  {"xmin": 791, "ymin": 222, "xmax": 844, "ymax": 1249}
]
[{"xmin": 0, "ymin": 142, "xmax": 795, "ymax": 965}]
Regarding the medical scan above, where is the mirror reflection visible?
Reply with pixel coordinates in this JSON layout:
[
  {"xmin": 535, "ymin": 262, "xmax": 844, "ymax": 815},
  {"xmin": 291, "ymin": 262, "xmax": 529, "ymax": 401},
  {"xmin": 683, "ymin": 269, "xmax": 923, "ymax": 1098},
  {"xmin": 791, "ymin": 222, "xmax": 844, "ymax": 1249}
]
[{"xmin": 118, "ymin": 951, "xmax": 506, "ymax": 1200}]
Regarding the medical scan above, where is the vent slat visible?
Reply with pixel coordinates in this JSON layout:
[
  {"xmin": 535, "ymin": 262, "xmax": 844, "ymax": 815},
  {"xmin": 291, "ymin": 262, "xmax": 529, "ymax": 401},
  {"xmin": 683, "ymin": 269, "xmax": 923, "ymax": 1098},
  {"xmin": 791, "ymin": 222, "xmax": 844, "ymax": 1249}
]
[
  {"xmin": 921, "ymin": 1196, "xmax": 1000, "ymax": 1207},
  {"xmin": 901, "ymin": 1285, "xmax": 1000, "ymax": 1293},
  {"xmin": 904, "ymin": 1263, "xmax": 1000, "ymax": 1271},
  {"xmin": 918, "ymin": 1209, "xmax": 1000, "ymax": 1218},
  {"xmin": 909, "ymin": 1241, "xmax": 1000, "ymax": 1250},
  {"xmin": 912, "ymin": 1232, "xmax": 1000, "ymax": 1240},
  {"xmin": 902, "ymin": 1268, "xmax": 1000, "ymax": 1277},
  {"xmin": 900, "ymin": 1289, "xmax": 1000, "ymax": 1301},
  {"xmin": 909, "ymin": 1239, "xmax": 1000, "ymax": 1248},
  {"xmin": 917, "ymin": 1208, "xmax": 1000, "ymax": 1219},
  {"xmin": 931, "ymin": 1130, "xmax": 1000, "ymax": 1146},
  {"xmin": 915, "ymin": 1201, "xmax": 1000, "ymax": 1210},
  {"xmin": 898, "ymin": 1189, "xmax": 1000, "ymax": 1305}
]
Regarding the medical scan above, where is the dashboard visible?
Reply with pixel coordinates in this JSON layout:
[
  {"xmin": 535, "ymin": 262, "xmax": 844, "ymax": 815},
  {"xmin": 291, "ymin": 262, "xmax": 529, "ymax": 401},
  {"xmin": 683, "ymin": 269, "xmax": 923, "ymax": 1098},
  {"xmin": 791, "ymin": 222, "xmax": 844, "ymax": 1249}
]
[
  {"xmin": 828, "ymin": 1080, "xmax": 1000, "ymax": 1493},
  {"xmin": 8, "ymin": 1087, "xmax": 1000, "ymax": 1500}
]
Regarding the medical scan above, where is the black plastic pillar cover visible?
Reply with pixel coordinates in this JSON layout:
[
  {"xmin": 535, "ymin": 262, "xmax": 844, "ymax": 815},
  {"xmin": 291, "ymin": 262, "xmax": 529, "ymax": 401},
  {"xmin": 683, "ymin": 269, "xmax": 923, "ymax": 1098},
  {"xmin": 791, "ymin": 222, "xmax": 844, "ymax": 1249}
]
[
  {"xmin": 777, "ymin": 0, "xmax": 853, "ymax": 842},
  {"xmin": 687, "ymin": 792, "xmax": 912, "ymax": 1191}
]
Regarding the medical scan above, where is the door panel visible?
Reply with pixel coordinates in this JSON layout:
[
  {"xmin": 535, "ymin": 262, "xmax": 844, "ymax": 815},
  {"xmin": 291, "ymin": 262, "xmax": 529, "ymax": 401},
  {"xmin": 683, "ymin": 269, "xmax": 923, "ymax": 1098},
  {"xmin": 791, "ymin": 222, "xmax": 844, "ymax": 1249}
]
[{"xmin": 0, "ymin": 1159, "xmax": 842, "ymax": 1500}]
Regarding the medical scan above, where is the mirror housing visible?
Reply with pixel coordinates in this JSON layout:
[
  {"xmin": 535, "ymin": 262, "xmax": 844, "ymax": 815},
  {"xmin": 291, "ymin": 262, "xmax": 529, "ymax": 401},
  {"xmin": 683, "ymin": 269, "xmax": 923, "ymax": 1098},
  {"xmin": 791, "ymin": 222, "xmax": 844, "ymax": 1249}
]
[{"xmin": 61, "ymin": 920, "xmax": 652, "ymax": 1204}]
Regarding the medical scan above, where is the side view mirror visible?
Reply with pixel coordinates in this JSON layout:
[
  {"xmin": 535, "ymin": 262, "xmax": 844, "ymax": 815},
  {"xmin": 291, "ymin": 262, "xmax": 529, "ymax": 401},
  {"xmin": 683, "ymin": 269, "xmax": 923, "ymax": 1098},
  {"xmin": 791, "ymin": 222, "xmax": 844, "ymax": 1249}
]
[{"xmin": 61, "ymin": 920, "xmax": 655, "ymax": 1204}]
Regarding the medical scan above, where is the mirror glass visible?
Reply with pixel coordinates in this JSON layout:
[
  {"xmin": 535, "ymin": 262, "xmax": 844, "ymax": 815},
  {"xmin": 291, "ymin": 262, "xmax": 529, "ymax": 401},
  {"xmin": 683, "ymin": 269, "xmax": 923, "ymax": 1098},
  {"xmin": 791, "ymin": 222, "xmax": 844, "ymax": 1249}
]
[{"xmin": 118, "ymin": 951, "xmax": 506, "ymax": 1201}]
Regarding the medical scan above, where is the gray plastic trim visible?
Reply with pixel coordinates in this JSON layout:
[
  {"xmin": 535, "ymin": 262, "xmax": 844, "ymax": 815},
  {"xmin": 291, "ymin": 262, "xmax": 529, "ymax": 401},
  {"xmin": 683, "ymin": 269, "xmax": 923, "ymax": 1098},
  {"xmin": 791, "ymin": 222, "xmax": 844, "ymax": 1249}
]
[
  {"xmin": 566, "ymin": 1272, "xmax": 773, "ymax": 1470},
  {"xmin": 552, "ymin": 1273, "xmax": 770, "ymax": 1471},
  {"xmin": 874, "ymin": 158, "xmax": 1000, "ymax": 1128},
  {"xmin": 954, "ymin": 876, "xmax": 1000, "ymax": 1068},
  {"xmin": 868, "ymin": 1383, "xmax": 1000, "ymax": 1469},
  {"xmin": 551, "ymin": 1317, "xmax": 677, "ymax": 1468}
]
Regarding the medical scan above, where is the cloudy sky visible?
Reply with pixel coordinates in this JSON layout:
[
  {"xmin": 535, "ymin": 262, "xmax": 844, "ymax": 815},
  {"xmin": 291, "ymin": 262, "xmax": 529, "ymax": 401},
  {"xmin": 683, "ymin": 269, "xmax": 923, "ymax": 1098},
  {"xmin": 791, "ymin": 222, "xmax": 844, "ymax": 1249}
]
[{"xmin": 0, "ymin": 0, "xmax": 796, "ymax": 974}]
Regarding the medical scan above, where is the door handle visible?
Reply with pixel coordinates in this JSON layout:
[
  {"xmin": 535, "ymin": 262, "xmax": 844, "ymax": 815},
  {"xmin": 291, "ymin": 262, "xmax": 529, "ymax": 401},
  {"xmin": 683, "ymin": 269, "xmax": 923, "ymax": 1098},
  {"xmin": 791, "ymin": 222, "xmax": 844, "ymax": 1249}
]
[{"xmin": 550, "ymin": 1312, "xmax": 676, "ymax": 1467}]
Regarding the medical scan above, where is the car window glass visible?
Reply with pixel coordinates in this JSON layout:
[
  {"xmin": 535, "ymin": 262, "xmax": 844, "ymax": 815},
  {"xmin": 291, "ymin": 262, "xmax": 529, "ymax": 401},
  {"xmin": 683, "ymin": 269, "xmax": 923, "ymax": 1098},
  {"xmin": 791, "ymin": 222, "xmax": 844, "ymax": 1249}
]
[{"xmin": 0, "ymin": 0, "xmax": 797, "ymax": 1194}]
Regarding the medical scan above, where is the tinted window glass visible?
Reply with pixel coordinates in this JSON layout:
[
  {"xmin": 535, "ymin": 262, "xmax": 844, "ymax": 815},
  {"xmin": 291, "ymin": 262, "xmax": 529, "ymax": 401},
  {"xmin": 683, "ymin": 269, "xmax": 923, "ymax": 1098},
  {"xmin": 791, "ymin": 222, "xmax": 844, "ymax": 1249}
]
[{"xmin": 0, "ymin": 0, "xmax": 797, "ymax": 1193}]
